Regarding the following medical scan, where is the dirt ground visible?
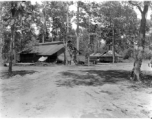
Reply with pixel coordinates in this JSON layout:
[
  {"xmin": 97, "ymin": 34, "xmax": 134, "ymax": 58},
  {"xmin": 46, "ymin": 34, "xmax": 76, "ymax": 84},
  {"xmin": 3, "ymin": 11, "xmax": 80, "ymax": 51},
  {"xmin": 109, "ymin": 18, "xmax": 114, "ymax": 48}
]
[{"xmin": 0, "ymin": 61, "xmax": 152, "ymax": 118}]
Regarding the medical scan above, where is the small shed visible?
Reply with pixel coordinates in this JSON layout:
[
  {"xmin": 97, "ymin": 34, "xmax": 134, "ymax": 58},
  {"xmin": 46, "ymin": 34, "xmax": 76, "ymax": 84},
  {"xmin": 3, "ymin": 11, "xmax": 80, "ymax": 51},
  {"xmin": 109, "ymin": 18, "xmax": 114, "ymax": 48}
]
[
  {"xmin": 90, "ymin": 53, "xmax": 102, "ymax": 62},
  {"xmin": 100, "ymin": 50, "xmax": 122, "ymax": 62},
  {"xmin": 19, "ymin": 41, "xmax": 65, "ymax": 63}
]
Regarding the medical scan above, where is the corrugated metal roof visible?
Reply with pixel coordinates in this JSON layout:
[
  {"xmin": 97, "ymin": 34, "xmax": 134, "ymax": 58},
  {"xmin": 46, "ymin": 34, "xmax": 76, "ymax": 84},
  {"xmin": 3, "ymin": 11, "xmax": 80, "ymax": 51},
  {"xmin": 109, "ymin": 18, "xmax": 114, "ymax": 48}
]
[
  {"xmin": 38, "ymin": 44, "xmax": 64, "ymax": 55},
  {"xmin": 90, "ymin": 52, "xmax": 104, "ymax": 57},
  {"xmin": 20, "ymin": 42, "xmax": 65, "ymax": 56},
  {"xmin": 103, "ymin": 50, "xmax": 121, "ymax": 57},
  {"xmin": 39, "ymin": 41, "xmax": 63, "ymax": 45}
]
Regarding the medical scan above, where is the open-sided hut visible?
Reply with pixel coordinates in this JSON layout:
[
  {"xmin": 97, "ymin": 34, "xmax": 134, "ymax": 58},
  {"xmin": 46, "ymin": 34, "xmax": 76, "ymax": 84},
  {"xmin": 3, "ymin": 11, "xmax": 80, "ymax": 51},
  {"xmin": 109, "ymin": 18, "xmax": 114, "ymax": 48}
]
[
  {"xmin": 19, "ymin": 41, "xmax": 65, "ymax": 63},
  {"xmin": 100, "ymin": 50, "xmax": 121, "ymax": 62}
]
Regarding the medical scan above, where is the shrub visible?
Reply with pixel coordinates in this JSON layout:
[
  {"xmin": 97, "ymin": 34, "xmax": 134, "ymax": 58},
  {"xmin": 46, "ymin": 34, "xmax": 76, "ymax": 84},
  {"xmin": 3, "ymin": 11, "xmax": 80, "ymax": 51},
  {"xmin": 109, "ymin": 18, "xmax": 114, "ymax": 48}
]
[
  {"xmin": 143, "ymin": 48, "xmax": 152, "ymax": 59},
  {"xmin": 123, "ymin": 48, "xmax": 134, "ymax": 59}
]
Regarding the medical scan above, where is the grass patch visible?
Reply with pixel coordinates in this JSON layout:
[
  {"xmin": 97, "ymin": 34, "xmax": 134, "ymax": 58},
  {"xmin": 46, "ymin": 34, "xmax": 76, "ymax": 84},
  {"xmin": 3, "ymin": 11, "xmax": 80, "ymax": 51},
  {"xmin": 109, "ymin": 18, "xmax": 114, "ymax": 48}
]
[
  {"xmin": 0, "ymin": 70, "xmax": 37, "ymax": 79},
  {"xmin": 57, "ymin": 70, "xmax": 152, "ymax": 87}
]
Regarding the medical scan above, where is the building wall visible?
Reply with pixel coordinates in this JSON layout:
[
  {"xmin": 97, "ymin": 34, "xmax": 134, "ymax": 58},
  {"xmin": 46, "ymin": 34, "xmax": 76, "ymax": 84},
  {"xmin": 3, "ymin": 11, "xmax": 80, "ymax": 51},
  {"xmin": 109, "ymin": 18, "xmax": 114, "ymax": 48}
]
[
  {"xmin": 99, "ymin": 56, "xmax": 119, "ymax": 63},
  {"xmin": 45, "ymin": 53, "xmax": 57, "ymax": 63},
  {"xmin": 19, "ymin": 54, "xmax": 39, "ymax": 63},
  {"xmin": 19, "ymin": 53, "xmax": 59, "ymax": 63}
]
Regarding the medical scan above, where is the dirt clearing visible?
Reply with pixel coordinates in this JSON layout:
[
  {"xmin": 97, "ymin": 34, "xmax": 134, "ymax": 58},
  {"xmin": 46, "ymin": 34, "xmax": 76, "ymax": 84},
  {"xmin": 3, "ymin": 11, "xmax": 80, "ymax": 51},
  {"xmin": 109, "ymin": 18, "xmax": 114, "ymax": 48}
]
[{"xmin": 0, "ymin": 62, "xmax": 152, "ymax": 118}]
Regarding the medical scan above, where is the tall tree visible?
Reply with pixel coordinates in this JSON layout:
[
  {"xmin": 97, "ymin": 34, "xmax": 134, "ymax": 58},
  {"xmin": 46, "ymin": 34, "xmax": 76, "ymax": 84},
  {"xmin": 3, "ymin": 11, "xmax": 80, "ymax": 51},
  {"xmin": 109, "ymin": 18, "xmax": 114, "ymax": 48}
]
[
  {"xmin": 129, "ymin": 1, "xmax": 150, "ymax": 82},
  {"xmin": 2, "ymin": 1, "xmax": 34, "ymax": 74},
  {"xmin": 99, "ymin": 1, "xmax": 138, "ymax": 63},
  {"xmin": 72, "ymin": 1, "xmax": 138, "ymax": 62}
]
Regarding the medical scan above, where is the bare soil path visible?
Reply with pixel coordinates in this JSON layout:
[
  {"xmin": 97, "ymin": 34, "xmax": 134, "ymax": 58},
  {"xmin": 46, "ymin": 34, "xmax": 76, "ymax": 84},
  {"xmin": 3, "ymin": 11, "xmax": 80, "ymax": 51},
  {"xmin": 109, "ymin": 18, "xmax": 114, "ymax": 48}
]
[{"xmin": 0, "ymin": 61, "xmax": 152, "ymax": 118}]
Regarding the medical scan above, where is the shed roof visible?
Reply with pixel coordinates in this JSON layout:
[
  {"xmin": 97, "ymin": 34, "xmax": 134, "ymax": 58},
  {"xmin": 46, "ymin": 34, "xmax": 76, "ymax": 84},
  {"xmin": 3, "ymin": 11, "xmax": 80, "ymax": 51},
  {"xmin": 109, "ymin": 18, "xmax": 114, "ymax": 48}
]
[
  {"xmin": 90, "ymin": 53, "xmax": 103, "ymax": 57},
  {"xmin": 102, "ymin": 50, "xmax": 121, "ymax": 57},
  {"xmin": 20, "ymin": 41, "xmax": 65, "ymax": 56}
]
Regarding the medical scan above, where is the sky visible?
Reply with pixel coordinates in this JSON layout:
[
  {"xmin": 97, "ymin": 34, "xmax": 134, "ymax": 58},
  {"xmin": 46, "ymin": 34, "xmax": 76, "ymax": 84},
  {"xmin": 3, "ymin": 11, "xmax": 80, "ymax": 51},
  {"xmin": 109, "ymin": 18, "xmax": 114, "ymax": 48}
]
[{"xmin": 134, "ymin": 7, "xmax": 151, "ymax": 20}]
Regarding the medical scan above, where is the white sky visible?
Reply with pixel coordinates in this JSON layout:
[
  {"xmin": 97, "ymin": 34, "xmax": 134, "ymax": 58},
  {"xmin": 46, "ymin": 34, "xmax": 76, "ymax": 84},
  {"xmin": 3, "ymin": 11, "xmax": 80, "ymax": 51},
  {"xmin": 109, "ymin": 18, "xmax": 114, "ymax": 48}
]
[{"xmin": 134, "ymin": 7, "xmax": 151, "ymax": 20}]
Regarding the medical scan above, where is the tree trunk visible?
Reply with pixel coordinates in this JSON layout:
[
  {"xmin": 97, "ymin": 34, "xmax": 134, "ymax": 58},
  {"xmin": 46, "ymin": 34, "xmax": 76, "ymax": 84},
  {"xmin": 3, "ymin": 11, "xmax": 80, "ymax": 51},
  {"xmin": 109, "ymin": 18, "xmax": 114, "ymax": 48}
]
[
  {"xmin": 9, "ymin": 22, "xmax": 15, "ymax": 74},
  {"xmin": 13, "ymin": 48, "xmax": 17, "ymax": 63},
  {"xmin": 64, "ymin": 44, "xmax": 67, "ymax": 65},
  {"xmin": 132, "ymin": 49, "xmax": 143, "ymax": 82},
  {"xmin": 112, "ymin": 26, "xmax": 115, "ymax": 63},
  {"xmin": 42, "ymin": 19, "xmax": 46, "ymax": 43},
  {"xmin": 88, "ymin": 55, "xmax": 90, "ymax": 66},
  {"xmin": 132, "ymin": 2, "xmax": 149, "ymax": 82},
  {"xmin": 42, "ymin": 33, "xmax": 45, "ymax": 43},
  {"xmin": 9, "ymin": 40, "xmax": 13, "ymax": 74},
  {"xmin": 88, "ymin": 35, "xmax": 90, "ymax": 66},
  {"xmin": 13, "ymin": 32, "xmax": 17, "ymax": 64},
  {"xmin": 64, "ymin": 4, "xmax": 69, "ymax": 65},
  {"xmin": 76, "ymin": 1, "xmax": 79, "ymax": 62},
  {"xmin": 42, "ymin": 2, "xmax": 47, "ymax": 43}
]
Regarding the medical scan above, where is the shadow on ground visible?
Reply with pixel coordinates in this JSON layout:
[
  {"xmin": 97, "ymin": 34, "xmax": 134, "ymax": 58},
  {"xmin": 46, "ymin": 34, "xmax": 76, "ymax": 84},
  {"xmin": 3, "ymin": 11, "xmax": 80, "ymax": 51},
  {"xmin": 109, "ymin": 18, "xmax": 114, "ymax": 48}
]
[
  {"xmin": 0, "ymin": 70, "xmax": 37, "ymax": 79},
  {"xmin": 56, "ymin": 70, "xmax": 152, "ymax": 87}
]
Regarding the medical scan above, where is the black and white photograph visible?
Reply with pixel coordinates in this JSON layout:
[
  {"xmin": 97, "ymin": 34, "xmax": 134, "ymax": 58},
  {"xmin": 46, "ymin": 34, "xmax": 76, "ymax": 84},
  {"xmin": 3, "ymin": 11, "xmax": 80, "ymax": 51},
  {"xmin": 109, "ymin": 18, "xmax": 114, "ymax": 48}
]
[{"xmin": 0, "ymin": 0, "xmax": 152, "ymax": 118}]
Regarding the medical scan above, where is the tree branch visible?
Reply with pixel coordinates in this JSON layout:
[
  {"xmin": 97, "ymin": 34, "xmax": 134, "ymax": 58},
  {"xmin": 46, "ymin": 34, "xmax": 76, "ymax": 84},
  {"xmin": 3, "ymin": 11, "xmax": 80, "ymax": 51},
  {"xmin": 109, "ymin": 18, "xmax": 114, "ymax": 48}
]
[
  {"xmin": 143, "ymin": 1, "xmax": 149, "ymax": 14},
  {"xmin": 128, "ymin": 1, "xmax": 143, "ymax": 13}
]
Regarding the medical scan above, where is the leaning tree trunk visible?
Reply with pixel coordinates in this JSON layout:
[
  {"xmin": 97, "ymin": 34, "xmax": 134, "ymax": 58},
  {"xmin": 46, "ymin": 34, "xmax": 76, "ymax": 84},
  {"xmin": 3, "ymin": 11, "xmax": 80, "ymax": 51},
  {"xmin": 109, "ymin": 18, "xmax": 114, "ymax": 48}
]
[{"xmin": 132, "ymin": 4, "xmax": 148, "ymax": 82}]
